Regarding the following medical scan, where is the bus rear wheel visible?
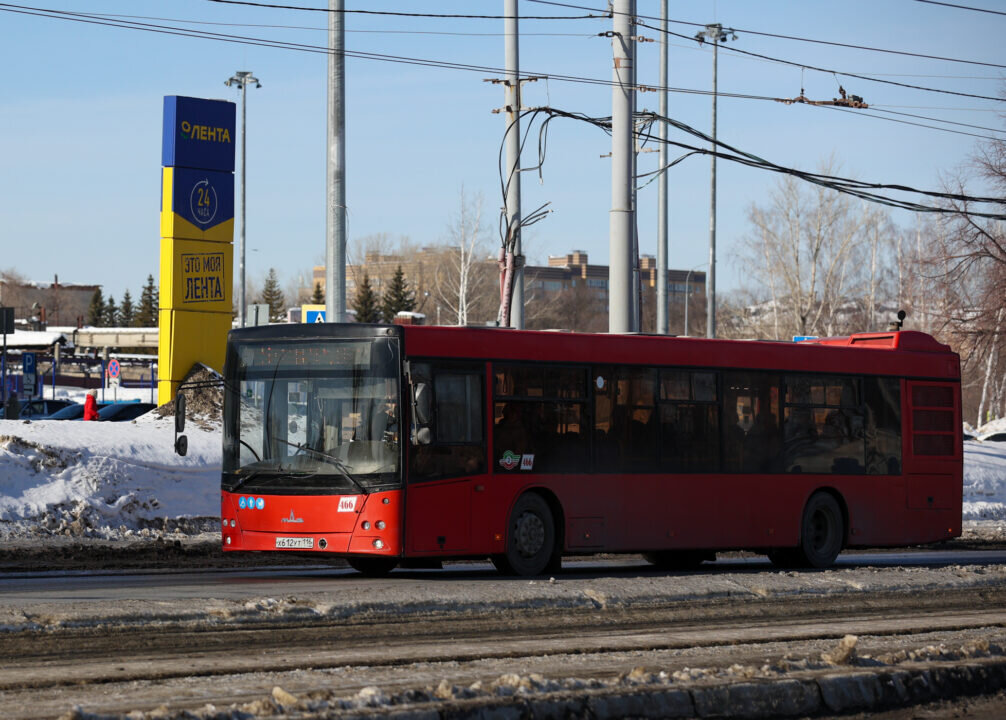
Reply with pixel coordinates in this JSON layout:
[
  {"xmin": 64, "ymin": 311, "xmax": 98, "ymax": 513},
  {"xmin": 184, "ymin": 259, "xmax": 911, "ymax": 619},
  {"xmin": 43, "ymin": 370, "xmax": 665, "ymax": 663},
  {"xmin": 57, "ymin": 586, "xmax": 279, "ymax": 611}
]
[
  {"xmin": 797, "ymin": 492, "xmax": 844, "ymax": 568},
  {"xmin": 497, "ymin": 493, "xmax": 557, "ymax": 576},
  {"xmin": 347, "ymin": 557, "xmax": 398, "ymax": 577}
]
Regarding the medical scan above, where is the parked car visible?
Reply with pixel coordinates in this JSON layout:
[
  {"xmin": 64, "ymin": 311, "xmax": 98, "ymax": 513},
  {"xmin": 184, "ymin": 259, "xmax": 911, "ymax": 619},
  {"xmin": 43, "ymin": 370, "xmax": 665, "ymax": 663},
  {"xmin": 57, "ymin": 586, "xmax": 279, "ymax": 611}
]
[
  {"xmin": 97, "ymin": 402, "xmax": 157, "ymax": 422},
  {"xmin": 979, "ymin": 431, "xmax": 1006, "ymax": 443},
  {"xmin": 44, "ymin": 402, "xmax": 108, "ymax": 420},
  {"xmin": 0, "ymin": 398, "xmax": 74, "ymax": 419}
]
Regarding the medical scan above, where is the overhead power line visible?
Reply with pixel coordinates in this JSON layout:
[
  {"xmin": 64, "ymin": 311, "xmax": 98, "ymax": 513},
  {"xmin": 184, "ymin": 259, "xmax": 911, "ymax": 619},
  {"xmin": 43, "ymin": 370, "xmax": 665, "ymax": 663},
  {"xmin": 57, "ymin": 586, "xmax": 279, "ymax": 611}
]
[
  {"xmin": 529, "ymin": 0, "xmax": 1006, "ymax": 69},
  {"xmin": 204, "ymin": 0, "xmax": 602, "ymax": 21},
  {"xmin": 3, "ymin": 4, "xmax": 1001, "ymax": 142},
  {"xmin": 913, "ymin": 0, "xmax": 1006, "ymax": 16},
  {"xmin": 517, "ymin": 106, "xmax": 1006, "ymax": 219},
  {"xmin": 636, "ymin": 20, "xmax": 1006, "ymax": 103}
]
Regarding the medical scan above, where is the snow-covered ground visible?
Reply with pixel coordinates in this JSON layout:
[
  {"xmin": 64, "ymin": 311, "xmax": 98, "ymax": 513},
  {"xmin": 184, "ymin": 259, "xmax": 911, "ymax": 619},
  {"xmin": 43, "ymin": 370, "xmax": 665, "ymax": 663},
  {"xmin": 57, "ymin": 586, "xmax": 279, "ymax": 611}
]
[
  {"xmin": 0, "ymin": 386, "xmax": 220, "ymax": 540},
  {"xmin": 0, "ymin": 392, "xmax": 1004, "ymax": 542}
]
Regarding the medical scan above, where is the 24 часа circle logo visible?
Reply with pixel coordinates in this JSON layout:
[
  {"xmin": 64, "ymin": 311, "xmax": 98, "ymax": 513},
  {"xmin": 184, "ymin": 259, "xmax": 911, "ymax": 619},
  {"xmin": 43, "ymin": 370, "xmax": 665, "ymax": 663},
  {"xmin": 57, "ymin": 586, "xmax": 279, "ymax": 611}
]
[{"xmin": 189, "ymin": 178, "xmax": 218, "ymax": 226}]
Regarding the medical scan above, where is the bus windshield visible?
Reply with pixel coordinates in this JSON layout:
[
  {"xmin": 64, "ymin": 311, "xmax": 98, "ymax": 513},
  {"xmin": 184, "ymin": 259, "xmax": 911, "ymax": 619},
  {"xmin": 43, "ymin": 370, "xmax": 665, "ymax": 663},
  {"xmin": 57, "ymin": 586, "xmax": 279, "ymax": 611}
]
[{"xmin": 222, "ymin": 337, "xmax": 401, "ymax": 494}]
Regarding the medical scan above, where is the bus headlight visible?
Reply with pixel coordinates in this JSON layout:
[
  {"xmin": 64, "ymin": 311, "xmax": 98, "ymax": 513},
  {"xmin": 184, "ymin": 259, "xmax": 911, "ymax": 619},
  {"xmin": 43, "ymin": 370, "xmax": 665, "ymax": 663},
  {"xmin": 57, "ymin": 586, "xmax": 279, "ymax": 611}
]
[
  {"xmin": 376, "ymin": 521, "xmax": 386, "ymax": 530},
  {"xmin": 225, "ymin": 536, "xmax": 232, "ymax": 545},
  {"xmin": 373, "ymin": 539, "xmax": 384, "ymax": 549},
  {"xmin": 362, "ymin": 521, "xmax": 371, "ymax": 530},
  {"xmin": 230, "ymin": 519, "xmax": 236, "ymax": 528}
]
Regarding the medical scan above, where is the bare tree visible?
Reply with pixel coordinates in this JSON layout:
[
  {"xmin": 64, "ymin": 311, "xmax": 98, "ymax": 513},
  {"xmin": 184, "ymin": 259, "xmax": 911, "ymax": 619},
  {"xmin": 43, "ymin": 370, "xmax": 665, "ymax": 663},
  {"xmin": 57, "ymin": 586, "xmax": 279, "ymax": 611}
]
[
  {"xmin": 434, "ymin": 189, "xmax": 495, "ymax": 326},
  {"xmin": 734, "ymin": 164, "xmax": 876, "ymax": 339}
]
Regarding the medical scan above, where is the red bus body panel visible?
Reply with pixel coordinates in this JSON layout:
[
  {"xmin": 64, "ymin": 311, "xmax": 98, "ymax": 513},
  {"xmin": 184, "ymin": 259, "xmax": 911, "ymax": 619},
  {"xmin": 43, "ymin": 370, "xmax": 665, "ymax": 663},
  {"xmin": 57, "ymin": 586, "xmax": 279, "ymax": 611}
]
[{"xmin": 223, "ymin": 325, "xmax": 961, "ymax": 562}]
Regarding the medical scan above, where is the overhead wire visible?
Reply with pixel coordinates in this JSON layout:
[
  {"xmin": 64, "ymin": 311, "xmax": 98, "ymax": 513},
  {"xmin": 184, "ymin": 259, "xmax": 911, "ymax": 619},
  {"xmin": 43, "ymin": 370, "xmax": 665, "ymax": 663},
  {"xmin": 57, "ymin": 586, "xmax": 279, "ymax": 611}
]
[
  {"xmin": 636, "ymin": 19, "xmax": 1006, "ymax": 103},
  {"xmin": 205, "ymin": 0, "xmax": 603, "ymax": 21},
  {"xmin": 529, "ymin": 0, "xmax": 1006, "ymax": 69},
  {"xmin": 513, "ymin": 106, "xmax": 1006, "ymax": 219},
  {"xmin": 913, "ymin": 0, "xmax": 1006, "ymax": 17},
  {"xmin": 2, "ymin": 3, "xmax": 1001, "ymax": 144}
]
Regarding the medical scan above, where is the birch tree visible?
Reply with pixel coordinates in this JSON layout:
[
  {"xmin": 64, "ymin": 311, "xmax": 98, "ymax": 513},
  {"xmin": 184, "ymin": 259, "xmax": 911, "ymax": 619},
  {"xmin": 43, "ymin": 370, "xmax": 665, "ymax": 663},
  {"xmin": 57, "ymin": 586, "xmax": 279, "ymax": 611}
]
[{"xmin": 434, "ymin": 189, "xmax": 494, "ymax": 326}]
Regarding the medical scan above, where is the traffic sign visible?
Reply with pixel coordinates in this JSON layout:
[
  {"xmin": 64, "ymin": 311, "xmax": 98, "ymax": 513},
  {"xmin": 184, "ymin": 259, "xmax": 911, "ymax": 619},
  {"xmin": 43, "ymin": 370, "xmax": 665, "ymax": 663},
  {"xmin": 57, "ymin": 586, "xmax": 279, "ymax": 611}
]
[
  {"xmin": 302, "ymin": 304, "xmax": 326, "ymax": 324},
  {"xmin": 107, "ymin": 358, "xmax": 121, "ymax": 379},
  {"xmin": 22, "ymin": 353, "xmax": 36, "ymax": 397}
]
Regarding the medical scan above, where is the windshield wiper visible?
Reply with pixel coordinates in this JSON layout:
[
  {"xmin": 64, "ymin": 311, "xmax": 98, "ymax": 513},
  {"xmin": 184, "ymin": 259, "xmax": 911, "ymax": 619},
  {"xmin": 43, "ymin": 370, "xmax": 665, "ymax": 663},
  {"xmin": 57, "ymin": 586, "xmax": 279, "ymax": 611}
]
[
  {"xmin": 229, "ymin": 467, "xmax": 268, "ymax": 494},
  {"xmin": 276, "ymin": 438, "xmax": 367, "ymax": 494}
]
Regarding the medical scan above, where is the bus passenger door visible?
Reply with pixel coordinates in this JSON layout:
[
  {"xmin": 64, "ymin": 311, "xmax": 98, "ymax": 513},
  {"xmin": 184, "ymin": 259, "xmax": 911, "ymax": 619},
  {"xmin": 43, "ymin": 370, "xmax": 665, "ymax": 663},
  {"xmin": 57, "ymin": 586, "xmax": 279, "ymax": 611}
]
[{"xmin": 405, "ymin": 361, "xmax": 487, "ymax": 555}]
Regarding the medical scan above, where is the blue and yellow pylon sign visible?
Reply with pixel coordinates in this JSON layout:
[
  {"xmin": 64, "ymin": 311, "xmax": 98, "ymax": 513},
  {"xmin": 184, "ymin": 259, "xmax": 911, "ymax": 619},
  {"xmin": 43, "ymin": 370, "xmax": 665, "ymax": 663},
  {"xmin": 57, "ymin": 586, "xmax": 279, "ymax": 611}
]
[{"xmin": 158, "ymin": 96, "xmax": 236, "ymax": 405}]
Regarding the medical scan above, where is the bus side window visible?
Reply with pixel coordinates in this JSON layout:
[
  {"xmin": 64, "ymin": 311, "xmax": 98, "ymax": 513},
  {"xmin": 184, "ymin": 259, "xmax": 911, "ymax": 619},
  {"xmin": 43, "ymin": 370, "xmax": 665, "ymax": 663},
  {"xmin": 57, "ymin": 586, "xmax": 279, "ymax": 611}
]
[{"xmin": 409, "ymin": 362, "xmax": 486, "ymax": 481}]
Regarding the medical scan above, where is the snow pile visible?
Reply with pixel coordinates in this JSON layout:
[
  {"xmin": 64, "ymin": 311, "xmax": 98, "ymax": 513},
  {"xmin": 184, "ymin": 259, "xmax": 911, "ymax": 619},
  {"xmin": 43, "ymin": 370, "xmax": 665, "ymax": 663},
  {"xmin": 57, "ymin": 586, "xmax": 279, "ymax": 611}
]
[
  {"xmin": 0, "ymin": 399, "xmax": 1004, "ymax": 541},
  {"xmin": 0, "ymin": 409, "xmax": 220, "ymax": 539}
]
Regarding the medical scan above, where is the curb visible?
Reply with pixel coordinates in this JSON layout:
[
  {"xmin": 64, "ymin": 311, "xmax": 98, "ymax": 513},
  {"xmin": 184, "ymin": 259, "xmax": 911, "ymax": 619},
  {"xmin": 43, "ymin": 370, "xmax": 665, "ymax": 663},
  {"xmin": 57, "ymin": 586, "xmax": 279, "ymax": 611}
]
[{"xmin": 329, "ymin": 658, "xmax": 1006, "ymax": 719}]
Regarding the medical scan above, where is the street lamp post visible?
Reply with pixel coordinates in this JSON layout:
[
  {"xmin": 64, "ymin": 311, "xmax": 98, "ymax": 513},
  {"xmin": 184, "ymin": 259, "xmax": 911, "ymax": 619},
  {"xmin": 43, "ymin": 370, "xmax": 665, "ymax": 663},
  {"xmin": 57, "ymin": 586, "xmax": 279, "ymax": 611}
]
[
  {"xmin": 683, "ymin": 264, "xmax": 706, "ymax": 337},
  {"xmin": 694, "ymin": 24, "xmax": 736, "ymax": 339},
  {"xmin": 225, "ymin": 71, "xmax": 261, "ymax": 328}
]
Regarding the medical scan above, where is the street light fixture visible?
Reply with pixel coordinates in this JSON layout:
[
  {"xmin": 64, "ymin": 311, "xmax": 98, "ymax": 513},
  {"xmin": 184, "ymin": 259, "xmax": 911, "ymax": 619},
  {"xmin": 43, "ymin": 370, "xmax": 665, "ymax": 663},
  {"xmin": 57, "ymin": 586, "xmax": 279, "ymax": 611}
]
[{"xmin": 225, "ymin": 71, "xmax": 261, "ymax": 328}]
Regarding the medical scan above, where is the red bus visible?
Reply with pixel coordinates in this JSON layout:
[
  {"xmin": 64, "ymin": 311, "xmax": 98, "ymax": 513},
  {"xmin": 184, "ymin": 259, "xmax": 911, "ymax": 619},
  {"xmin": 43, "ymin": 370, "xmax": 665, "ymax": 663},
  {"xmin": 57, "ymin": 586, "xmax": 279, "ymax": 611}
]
[{"xmin": 214, "ymin": 323, "xmax": 962, "ymax": 576}]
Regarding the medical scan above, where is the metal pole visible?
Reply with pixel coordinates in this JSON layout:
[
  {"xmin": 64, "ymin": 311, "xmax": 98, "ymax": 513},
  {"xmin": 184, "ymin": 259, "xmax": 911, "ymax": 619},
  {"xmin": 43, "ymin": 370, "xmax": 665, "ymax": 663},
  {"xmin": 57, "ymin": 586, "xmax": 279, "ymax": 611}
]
[
  {"xmin": 505, "ymin": 0, "xmax": 524, "ymax": 329},
  {"xmin": 656, "ymin": 0, "xmax": 668, "ymax": 335},
  {"xmin": 609, "ymin": 0, "xmax": 634, "ymax": 334},
  {"xmin": 326, "ymin": 0, "xmax": 347, "ymax": 324},
  {"xmin": 239, "ymin": 81, "xmax": 247, "ymax": 328},
  {"xmin": 630, "ymin": 0, "xmax": 640, "ymax": 333},
  {"xmin": 707, "ymin": 32, "xmax": 718, "ymax": 339}
]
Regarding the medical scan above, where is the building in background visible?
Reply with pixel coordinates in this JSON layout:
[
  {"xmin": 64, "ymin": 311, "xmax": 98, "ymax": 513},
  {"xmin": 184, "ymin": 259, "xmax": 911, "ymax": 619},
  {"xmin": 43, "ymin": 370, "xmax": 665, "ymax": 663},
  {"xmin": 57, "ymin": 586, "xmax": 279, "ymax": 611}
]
[
  {"xmin": 0, "ymin": 275, "xmax": 100, "ymax": 328},
  {"xmin": 309, "ymin": 248, "xmax": 706, "ymax": 333}
]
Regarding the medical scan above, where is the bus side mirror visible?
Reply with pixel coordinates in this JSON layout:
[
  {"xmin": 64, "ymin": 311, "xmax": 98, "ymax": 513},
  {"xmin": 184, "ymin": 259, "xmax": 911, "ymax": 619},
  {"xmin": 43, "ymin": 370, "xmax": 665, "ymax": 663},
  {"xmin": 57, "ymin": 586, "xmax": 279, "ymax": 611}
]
[
  {"xmin": 174, "ymin": 394, "xmax": 187, "ymax": 456},
  {"xmin": 175, "ymin": 394, "xmax": 186, "ymax": 433},
  {"xmin": 412, "ymin": 381, "xmax": 432, "ymax": 446}
]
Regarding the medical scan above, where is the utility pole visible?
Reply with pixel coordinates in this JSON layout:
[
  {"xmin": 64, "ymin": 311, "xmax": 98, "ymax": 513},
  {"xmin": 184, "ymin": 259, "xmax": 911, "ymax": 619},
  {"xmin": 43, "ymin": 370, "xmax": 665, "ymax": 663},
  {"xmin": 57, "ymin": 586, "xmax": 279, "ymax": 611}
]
[
  {"xmin": 225, "ymin": 71, "xmax": 261, "ymax": 329},
  {"xmin": 656, "ymin": 0, "xmax": 669, "ymax": 335},
  {"xmin": 694, "ymin": 23, "xmax": 736, "ymax": 339},
  {"xmin": 504, "ymin": 0, "xmax": 524, "ymax": 329},
  {"xmin": 326, "ymin": 0, "xmax": 347, "ymax": 324},
  {"xmin": 609, "ymin": 0, "xmax": 635, "ymax": 334}
]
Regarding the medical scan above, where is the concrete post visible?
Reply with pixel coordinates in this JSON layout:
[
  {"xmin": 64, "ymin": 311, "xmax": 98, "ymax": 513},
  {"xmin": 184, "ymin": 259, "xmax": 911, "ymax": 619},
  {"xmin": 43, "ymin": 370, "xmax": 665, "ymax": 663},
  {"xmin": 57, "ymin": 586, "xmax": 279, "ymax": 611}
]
[
  {"xmin": 326, "ymin": 0, "xmax": 347, "ymax": 324},
  {"xmin": 505, "ymin": 0, "xmax": 524, "ymax": 329},
  {"xmin": 609, "ymin": 0, "xmax": 634, "ymax": 334},
  {"xmin": 656, "ymin": 0, "xmax": 669, "ymax": 335}
]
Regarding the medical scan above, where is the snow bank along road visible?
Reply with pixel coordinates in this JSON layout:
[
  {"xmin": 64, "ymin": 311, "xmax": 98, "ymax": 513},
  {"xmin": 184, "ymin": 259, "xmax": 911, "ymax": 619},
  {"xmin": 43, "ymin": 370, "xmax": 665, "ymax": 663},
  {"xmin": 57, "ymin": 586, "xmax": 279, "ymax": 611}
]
[{"xmin": 3, "ymin": 559, "xmax": 1006, "ymax": 719}]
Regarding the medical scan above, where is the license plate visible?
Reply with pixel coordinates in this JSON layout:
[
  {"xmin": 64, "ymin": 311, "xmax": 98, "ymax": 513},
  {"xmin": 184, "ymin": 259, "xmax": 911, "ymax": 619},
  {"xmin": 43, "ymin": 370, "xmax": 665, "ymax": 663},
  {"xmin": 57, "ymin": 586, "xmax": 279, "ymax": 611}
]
[{"xmin": 275, "ymin": 537, "xmax": 314, "ymax": 549}]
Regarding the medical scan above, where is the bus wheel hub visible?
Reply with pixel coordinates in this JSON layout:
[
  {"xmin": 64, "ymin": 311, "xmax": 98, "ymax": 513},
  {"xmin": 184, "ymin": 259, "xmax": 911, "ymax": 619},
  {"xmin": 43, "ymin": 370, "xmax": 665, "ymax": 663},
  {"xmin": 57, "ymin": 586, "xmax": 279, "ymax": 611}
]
[{"xmin": 515, "ymin": 512, "xmax": 545, "ymax": 557}]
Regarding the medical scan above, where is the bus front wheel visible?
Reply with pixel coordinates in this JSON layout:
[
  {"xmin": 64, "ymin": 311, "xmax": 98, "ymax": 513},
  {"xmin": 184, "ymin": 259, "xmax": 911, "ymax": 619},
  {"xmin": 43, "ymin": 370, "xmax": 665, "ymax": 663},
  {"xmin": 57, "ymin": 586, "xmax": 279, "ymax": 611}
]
[
  {"xmin": 496, "ymin": 493, "xmax": 557, "ymax": 576},
  {"xmin": 347, "ymin": 557, "xmax": 398, "ymax": 577},
  {"xmin": 797, "ymin": 492, "xmax": 844, "ymax": 568}
]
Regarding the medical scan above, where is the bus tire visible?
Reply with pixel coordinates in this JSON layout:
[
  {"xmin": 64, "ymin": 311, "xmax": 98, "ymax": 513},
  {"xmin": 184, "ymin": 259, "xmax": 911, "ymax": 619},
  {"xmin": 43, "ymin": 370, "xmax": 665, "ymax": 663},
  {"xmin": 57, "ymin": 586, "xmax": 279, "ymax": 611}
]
[
  {"xmin": 501, "ymin": 492, "xmax": 556, "ymax": 576},
  {"xmin": 797, "ymin": 492, "xmax": 844, "ymax": 568},
  {"xmin": 347, "ymin": 557, "xmax": 398, "ymax": 577},
  {"xmin": 643, "ymin": 550, "xmax": 712, "ymax": 570}
]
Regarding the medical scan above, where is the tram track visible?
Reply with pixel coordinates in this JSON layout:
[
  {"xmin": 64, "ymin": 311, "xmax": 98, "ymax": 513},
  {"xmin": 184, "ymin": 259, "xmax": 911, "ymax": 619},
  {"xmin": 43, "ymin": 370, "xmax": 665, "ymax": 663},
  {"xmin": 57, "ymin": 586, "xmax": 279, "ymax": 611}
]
[{"xmin": 1, "ymin": 585, "xmax": 1005, "ymax": 719}]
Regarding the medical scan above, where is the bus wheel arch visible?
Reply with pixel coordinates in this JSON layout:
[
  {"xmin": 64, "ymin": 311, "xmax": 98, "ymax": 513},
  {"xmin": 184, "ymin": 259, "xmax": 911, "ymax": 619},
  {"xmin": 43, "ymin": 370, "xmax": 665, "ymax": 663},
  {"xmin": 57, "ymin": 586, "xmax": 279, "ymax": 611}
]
[
  {"xmin": 798, "ymin": 489, "xmax": 847, "ymax": 568},
  {"xmin": 494, "ymin": 489, "xmax": 563, "ymax": 576}
]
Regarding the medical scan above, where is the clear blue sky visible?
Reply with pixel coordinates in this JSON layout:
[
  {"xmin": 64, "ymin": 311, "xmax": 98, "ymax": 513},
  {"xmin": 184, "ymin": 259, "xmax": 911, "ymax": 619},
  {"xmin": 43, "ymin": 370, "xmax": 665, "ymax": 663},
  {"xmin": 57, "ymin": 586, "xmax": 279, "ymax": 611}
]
[{"xmin": 2, "ymin": 1, "xmax": 1002, "ymax": 308}]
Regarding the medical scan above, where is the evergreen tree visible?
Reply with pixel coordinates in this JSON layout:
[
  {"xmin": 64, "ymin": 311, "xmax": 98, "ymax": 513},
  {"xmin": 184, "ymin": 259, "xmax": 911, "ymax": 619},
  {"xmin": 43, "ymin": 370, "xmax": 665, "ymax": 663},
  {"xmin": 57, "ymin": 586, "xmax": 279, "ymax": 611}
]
[
  {"xmin": 258, "ymin": 268, "xmax": 286, "ymax": 322},
  {"xmin": 136, "ymin": 274, "xmax": 158, "ymax": 327},
  {"xmin": 119, "ymin": 290, "xmax": 135, "ymax": 327},
  {"xmin": 104, "ymin": 295, "xmax": 118, "ymax": 327},
  {"xmin": 381, "ymin": 265, "xmax": 415, "ymax": 323},
  {"xmin": 87, "ymin": 288, "xmax": 105, "ymax": 327},
  {"xmin": 352, "ymin": 273, "xmax": 381, "ymax": 323},
  {"xmin": 311, "ymin": 282, "xmax": 325, "ymax": 305}
]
